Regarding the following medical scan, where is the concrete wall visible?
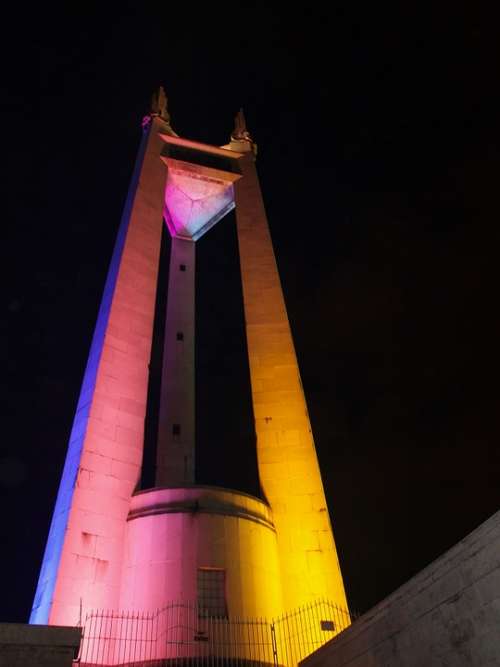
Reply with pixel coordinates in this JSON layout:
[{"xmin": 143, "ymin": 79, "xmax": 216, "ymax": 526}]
[
  {"xmin": 301, "ymin": 510, "xmax": 500, "ymax": 667},
  {"xmin": 0, "ymin": 623, "xmax": 81, "ymax": 667},
  {"xmin": 120, "ymin": 486, "xmax": 283, "ymax": 620}
]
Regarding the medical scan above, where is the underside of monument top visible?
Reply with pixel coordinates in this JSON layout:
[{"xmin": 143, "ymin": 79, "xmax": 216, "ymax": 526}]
[{"xmin": 159, "ymin": 134, "xmax": 243, "ymax": 241}]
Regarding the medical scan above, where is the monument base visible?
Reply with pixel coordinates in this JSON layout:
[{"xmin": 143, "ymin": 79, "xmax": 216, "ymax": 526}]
[
  {"xmin": 120, "ymin": 485, "xmax": 283, "ymax": 620},
  {"xmin": 0, "ymin": 623, "xmax": 81, "ymax": 667}
]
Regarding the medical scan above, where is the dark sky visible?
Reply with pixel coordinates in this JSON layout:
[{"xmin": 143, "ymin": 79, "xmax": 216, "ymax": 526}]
[{"xmin": 2, "ymin": 4, "xmax": 499, "ymax": 621}]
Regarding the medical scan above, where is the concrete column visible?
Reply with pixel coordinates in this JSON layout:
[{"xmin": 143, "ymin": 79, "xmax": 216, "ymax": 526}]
[
  {"xmin": 156, "ymin": 238, "xmax": 196, "ymax": 485},
  {"xmin": 31, "ymin": 116, "xmax": 170, "ymax": 626},
  {"xmin": 234, "ymin": 153, "xmax": 349, "ymax": 613}
]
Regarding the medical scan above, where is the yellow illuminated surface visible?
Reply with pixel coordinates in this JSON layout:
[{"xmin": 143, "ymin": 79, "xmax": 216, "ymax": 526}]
[{"xmin": 234, "ymin": 153, "xmax": 349, "ymax": 616}]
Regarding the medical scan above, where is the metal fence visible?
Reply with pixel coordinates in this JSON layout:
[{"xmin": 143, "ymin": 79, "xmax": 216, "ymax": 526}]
[
  {"xmin": 273, "ymin": 599, "xmax": 353, "ymax": 667},
  {"xmin": 77, "ymin": 599, "xmax": 354, "ymax": 667}
]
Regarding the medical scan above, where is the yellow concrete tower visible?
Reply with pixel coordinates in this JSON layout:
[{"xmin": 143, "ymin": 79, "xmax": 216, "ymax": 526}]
[{"xmin": 225, "ymin": 111, "xmax": 348, "ymax": 614}]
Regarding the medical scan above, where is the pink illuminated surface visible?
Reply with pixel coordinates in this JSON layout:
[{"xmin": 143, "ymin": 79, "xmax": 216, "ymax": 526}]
[{"xmin": 164, "ymin": 170, "xmax": 236, "ymax": 240}]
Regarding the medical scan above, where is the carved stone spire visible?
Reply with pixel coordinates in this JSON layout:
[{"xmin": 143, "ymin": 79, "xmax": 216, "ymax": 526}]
[
  {"xmin": 231, "ymin": 109, "xmax": 249, "ymax": 141},
  {"xmin": 151, "ymin": 86, "xmax": 170, "ymax": 121},
  {"xmin": 229, "ymin": 108, "xmax": 256, "ymax": 154},
  {"xmin": 144, "ymin": 86, "xmax": 177, "ymax": 135}
]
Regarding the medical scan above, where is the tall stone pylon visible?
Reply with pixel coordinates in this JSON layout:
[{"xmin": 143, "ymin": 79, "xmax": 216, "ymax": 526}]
[
  {"xmin": 225, "ymin": 111, "xmax": 348, "ymax": 613},
  {"xmin": 31, "ymin": 93, "xmax": 348, "ymax": 632}
]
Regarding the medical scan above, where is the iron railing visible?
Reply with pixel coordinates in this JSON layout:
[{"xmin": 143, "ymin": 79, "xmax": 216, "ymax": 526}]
[{"xmin": 77, "ymin": 599, "xmax": 354, "ymax": 667}]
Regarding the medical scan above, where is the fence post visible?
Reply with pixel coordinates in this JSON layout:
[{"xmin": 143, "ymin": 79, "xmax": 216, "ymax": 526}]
[{"xmin": 271, "ymin": 621, "xmax": 279, "ymax": 667}]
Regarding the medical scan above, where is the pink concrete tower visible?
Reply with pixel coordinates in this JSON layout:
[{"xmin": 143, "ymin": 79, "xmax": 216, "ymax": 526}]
[{"xmin": 31, "ymin": 90, "xmax": 349, "ymax": 664}]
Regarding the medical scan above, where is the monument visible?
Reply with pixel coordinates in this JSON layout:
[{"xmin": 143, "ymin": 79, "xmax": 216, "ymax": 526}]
[{"xmin": 30, "ymin": 89, "xmax": 349, "ymax": 663}]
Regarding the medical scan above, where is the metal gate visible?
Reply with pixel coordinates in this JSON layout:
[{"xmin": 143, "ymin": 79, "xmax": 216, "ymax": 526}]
[{"xmin": 77, "ymin": 599, "xmax": 354, "ymax": 667}]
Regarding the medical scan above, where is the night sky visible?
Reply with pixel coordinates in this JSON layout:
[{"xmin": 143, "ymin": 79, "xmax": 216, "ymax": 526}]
[{"xmin": 2, "ymin": 4, "xmax": 499, "ymax": 622}]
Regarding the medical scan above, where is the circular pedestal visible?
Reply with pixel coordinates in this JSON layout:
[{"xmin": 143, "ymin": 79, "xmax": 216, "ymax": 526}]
[{"xmin": 119, "ymin": 485, "xmax": 283, "ymax": 620}]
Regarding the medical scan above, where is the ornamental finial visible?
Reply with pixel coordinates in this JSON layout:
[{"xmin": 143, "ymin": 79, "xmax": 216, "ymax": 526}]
[
  {"xmin": 151, "ymin": 86, "xmax": 170, "ymax": 122},
  {"xmin": 230, "ymin": 108, "xmax": 256, "ymax": 155},
  {"xmin": 143, "ymin": 86, "xmax": 178, "ymax": 135},
  {"xmin": 231, "ymin": 109, "xmax": 250, "ymax": 141}
]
